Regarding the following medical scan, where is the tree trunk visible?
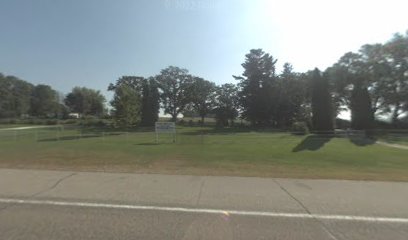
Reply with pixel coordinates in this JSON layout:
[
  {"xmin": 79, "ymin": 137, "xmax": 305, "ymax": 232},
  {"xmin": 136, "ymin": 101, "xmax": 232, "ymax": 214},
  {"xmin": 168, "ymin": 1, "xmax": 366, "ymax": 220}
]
[
  {"xmin": 392, "ymin": 104, "xmax": 400, "ymax": 127},
  {"xmin": 171, "ymin": 113, "xmax": 177, "ymax": 122},
  {"xmin": 201, "ymin": 115, "xmax": 205, "ymax": 126}
]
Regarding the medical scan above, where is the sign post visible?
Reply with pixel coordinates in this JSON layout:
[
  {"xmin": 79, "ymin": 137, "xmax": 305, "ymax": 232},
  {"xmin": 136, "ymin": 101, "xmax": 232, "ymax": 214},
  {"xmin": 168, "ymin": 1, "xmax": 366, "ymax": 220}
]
[{"xmin": 155, "ymin": 122, "xmax": 176, "ymax": 143}]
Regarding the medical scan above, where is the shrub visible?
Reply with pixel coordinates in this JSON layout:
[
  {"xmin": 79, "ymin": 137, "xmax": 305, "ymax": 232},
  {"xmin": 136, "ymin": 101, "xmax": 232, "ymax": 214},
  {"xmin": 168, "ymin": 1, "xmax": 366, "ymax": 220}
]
[
  {"xmin": 45, "ymin": 119, "xmax": 58, "ymax": 125},
  {"xmin": 63, "ymin": 119, "xmax": 79, "ymax": 125},
  {"xmin": 80, "ymin": 118, "xmax": 109, "ymax": 127},
  {"xmin": 291, "ymin": 121, "xmax": 309, "ymax": 135}
]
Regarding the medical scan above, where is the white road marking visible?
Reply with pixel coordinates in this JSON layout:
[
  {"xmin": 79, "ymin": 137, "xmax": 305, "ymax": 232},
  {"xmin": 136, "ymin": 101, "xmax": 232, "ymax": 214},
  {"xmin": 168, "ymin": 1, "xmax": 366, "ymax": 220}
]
[{"xmin": 0, "ymin": 198, "xmax": 407, "ymax": 223}]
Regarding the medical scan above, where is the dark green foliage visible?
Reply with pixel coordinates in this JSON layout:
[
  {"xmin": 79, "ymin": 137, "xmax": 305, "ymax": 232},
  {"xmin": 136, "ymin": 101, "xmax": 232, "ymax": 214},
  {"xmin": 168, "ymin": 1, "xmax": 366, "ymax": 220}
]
[
  {"xmin": 291, "ymin": 121, "xmax": 309, "ymax": 135},
  {"xmin": 156, "ymin": 66, "xmax": 194, "ymax": 121},
  {"xmin": 213, "ymin": 83, "xmax": 239, "ymax": 126},
  {"xmin": 328, "ymin": 32, "xmax": 408, "ymax": 127},
  {"xmin": 310, "ymin": 68, "xmax": 334, "ymax": 132},
  {"xmin": 234, "ymin": 49, "xmax": 278, "ymax": 126},
  {"xmin": 275, "ymin": 63, "xmax": 306, "ymax": 128},
  {"xmin": 0, "ymin": 74, "xmax": 33, "ymax": 118},
  {"xmin": 64, "ymin": 87, "xmax": 106, "ymax": 117},
  {"xmin": 190, "ymin": 77, "xmax": 216, "ymax": 124},
  {"xmin": 381, "ymin": 33, "xmax": 408, "ymax": 124},
  {"xmin": 326, "ymin": 52, "xmax": 374, "ymax": 130},
  {"xmin": 108, "ymin": 76, "xmax": 143, "ymax": 127},
  {"xmin": 335, "ymin": 118, "xmax": 351, "ymax": 129},
  {"xmin": 140, "ymin": 78, "xmax": 160, "ymax": 126},
  {"xmin": 350, "ymin": 83, "xmax": 374, "ymax": 130},
  {"xmin": 30, "ymin": 84, "xmax": 59, "ymax": 117}
]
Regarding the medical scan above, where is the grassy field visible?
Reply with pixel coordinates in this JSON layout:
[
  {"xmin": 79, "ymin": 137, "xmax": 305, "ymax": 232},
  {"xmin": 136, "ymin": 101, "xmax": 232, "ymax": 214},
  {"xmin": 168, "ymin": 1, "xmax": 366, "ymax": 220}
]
[{"xmin": 0, "ymin": 126, "xmax": 407, "ymax": 181}]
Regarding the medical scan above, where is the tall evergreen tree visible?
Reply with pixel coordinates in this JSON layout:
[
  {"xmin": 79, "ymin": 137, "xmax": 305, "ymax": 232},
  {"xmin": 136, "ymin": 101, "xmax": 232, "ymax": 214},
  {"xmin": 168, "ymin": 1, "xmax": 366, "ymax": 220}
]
[
  {"xmin": 140, "ymin": 77, "xmax": 160, "ymax": 126},
  {"xmin": 350, "ymin": 82, "xmax": 374, "ymax": 130},
  {"xmin": 310, "ymin": 68, "xmax": 334, "ymax": 132},
  {"xmin": 275, "ymin": 63, "xmax": 306, "ymax": 127},
  {"xmin": 234, "ymin": 49, "xmax": 278, "ymax": 126}
]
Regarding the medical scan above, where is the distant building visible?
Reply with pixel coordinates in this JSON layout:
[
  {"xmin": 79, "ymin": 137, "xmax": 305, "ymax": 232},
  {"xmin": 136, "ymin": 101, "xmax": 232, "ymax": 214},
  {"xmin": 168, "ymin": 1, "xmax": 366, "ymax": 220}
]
[{"xmin": 68, "ymin": 113, "xmax": 80, "ymax": 119}]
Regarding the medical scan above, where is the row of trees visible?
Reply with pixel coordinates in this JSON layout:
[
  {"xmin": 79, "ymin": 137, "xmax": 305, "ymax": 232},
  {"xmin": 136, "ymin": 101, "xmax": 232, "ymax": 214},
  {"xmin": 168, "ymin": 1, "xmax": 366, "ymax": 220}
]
[
  {"xmin": 108, "ymin": 59, "xmax": 307, "ymax": 128},
  {"xmin": 0, "ymin": 73, "xmax": 106, "ymax": 119},
  {"xmin": 108, "ymin": 67, "xmax": 240, "ymax": 127},
  {"xmin": 0, "ymin": 73, "xmax": 62, "ymax": 118},
  {"xmin": 228, "ymin": 31, "xmax": 408, "ymax": 131},
  {"xmin": 2, "ymin": 31, "xmax": 407, "ymax": 130}
]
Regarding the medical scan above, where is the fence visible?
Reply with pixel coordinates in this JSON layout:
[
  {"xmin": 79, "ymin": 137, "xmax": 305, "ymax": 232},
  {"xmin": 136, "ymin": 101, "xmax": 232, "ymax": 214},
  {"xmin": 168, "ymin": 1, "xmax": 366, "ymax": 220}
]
[{"xmin": 0, "ymin": 125, "xmax": 407, "ymax": 146}]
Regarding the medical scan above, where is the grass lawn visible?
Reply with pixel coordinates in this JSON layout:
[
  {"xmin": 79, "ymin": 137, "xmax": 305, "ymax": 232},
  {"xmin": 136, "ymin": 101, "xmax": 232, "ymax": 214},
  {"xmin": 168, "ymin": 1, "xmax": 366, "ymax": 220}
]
[{"xmin": 0, "ymin": 126, "xmax": 407, "ymax": 181}]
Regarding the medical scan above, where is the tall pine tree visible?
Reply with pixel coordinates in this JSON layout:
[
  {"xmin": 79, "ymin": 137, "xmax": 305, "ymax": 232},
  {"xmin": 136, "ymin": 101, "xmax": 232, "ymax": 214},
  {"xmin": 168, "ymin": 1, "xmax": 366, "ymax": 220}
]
[
  {"xmin": 310, "ymin": 68, "xmax": 334, "ymax": 133},
  {"xmin": 234, "ymin": 49, "xmax": 278, "ymax": 126},
  {"xmin": 140, "ymin": 77, "xmax": 160, "ymax": 126}
]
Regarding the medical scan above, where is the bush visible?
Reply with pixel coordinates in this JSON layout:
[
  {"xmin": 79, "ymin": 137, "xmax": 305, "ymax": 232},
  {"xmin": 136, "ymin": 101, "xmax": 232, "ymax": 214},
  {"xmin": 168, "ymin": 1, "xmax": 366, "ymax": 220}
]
[
  {"xmin": 80, "ymin": 118, "xmax": 109, "ymax": 128},
  {"xmin": 45, "ymin": 119, "xmax": 58, "ymax": 125},
  {"xmin": 63, "ymin": 119, "xmax": 79, "ymax": 125},
  {"xmin": 291, "ymin": 121, "xmax": 309, "ymax": 135}
]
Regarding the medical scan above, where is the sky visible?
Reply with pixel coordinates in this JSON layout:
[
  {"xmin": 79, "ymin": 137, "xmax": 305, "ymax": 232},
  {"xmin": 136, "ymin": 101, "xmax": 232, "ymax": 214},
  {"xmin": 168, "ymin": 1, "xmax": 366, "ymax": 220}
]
[{"xmin": 1, "ymin": 0, "xmax": 408, "ymax": 104}]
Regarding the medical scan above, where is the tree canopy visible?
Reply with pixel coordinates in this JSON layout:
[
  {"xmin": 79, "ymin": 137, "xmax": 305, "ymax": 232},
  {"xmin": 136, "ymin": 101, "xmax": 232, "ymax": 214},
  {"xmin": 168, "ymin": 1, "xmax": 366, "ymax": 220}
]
[
  {"xmin": 108, "ymin": 76, "xmax": 144, "ymax": 127},
  {"xmin": 64, "ymin": 87, "xmax": 106, "ymax": 117},
  {"xmin": 234, "ymin": 49, "xmax": 278, "ymax": 126},
  {"xmin": 310, "ymin": 69, "xmax": 334, "ymax": 132},
  {"xmin": 156, "ymin": 66, "xmax": 195, "ymax": 121},
  {"xmin": 1, "ymin": 30, "xmax": 407, "ymax": 130}
]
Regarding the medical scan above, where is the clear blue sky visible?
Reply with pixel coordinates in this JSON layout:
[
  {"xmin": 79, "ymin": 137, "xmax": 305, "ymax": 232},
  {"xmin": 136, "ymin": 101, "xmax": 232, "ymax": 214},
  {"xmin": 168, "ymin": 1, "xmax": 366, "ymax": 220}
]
[{"xmin": 1, "ymin": 0, "xmax": 407, "ymax": 103}]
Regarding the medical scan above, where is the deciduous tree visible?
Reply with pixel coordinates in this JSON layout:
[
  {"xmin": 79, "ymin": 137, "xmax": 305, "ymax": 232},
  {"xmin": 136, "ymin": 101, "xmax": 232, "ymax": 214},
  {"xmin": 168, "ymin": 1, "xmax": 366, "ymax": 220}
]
[
  {"xmin": 65, "ymin": 87, "xmax": 106, "ymax": 117},
  {"xmin": 156, "ymin": 66, "xmax": 194, "ymax": 121},
  {"xmin": 190, "ymin": 77, "xmax": 216, "ymax": 124}
]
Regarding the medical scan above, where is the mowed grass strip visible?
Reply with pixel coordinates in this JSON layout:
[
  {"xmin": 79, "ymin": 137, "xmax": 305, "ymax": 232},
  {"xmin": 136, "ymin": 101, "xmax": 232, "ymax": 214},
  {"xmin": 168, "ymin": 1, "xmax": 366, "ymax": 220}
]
[{"xmin": 0, "ymin": 126, "xmax": 407, "ymax": 181}]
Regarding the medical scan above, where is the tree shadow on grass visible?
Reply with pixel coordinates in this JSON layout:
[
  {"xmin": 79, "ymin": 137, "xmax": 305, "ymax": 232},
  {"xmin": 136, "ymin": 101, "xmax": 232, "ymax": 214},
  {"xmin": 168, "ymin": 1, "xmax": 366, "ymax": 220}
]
[
  {"xmin": 135, "ymin": 142, "xmax": 159, "ymax": 146},
  {"xmin": 38, "ymin": 133, "xmax": 121, "ymax": 142},
  {"xmin": 81, "ymin": 126, "xmax": 154, "ymax": 134},
  {"xmin": 180, "ymin": 127, "xmax": 286, "ymax": 136},
  {"xmin": 292, "ymin": 135, "xmax": 333, "ymax": 152}
]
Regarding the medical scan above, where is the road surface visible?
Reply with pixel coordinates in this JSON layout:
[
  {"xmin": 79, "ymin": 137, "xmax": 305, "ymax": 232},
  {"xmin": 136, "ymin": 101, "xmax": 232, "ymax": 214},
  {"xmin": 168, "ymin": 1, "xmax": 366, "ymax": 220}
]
[{"xmin": 0, "ymin": 168, "xmax": 407, "ymax": 239}]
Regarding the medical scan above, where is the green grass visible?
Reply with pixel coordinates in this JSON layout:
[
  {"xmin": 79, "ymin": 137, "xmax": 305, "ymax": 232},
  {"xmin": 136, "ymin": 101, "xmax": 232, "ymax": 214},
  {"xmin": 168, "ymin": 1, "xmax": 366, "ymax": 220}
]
[{"xmin": 0, "ymin": 126, "xmax": 407, "ymax": 181}]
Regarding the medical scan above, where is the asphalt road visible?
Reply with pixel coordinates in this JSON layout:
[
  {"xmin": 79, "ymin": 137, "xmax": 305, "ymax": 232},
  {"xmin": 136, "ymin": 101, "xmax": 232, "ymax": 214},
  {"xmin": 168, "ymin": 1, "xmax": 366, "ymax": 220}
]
[{"xmin": 0, "ymin": 169, "xmax": 408, "ymax": 239}]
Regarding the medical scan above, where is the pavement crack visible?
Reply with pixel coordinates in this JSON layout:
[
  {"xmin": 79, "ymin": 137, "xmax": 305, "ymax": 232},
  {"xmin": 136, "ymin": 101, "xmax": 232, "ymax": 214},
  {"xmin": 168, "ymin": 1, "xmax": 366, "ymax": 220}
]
[
  {"xmin": 195, "ymin": 179, "xmax": 205, "ymax": 206},
  {"xmin": 273, "ymin": 179, "xmax": 311, "ymax": 215},
  {"xmin": 273, "ymin": 179, "xmax": 341, "ymax": 240},
  {"xmin": 0, "ymin": 173, "xmax": 77, "ymax": 214},
  {"xmin": 31, "ymin": 172, "xmax": 77, "ymax": 197}
]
